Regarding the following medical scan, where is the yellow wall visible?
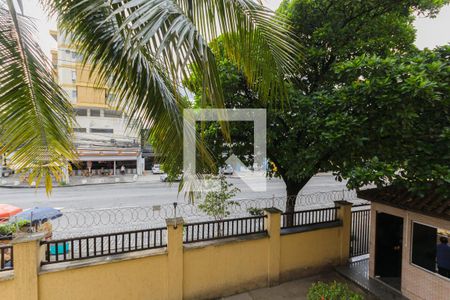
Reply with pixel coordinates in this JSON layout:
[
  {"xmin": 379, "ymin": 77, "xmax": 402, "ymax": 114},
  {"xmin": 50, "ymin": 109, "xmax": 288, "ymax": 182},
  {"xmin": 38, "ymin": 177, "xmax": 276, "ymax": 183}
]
[
  {"xmin": 0, "ymin": 209, "xmax": 350, "ymax": 300},
  {"xmin": 0, "ymin": 277, "xmax": 15, "ymax": 299},
  {"xmin": 39, "ymin": 253, "xmax": 168, "ymax": 300},
  {"xmin": 183, "ymin": 238, "xmax": 269, "ymax": 299},
  {"xmin": 77, "ymin": 86, "xmax": 106, "ymax": 106},
  {"xmin": 280, "ymin": 227, "xmax": 342, "ymax": 281},
  {"xmin": 75, "ymin": 65, "xmax": 105, "ymax": 87},
  {"xmin": 75, "ymin": 62, "xmax": 107, "ymax": 108}
]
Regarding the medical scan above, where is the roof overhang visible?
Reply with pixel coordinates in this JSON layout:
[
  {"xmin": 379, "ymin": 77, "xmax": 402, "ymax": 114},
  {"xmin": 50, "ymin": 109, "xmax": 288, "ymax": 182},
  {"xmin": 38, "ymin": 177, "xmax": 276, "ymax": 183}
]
[
  {"xmin": 75, "ymin": 148, "xmax": 140, "ymax": 161},
  {"xmin": 357, "ymin": 186, "xmax": 449, "ymax": 221}
]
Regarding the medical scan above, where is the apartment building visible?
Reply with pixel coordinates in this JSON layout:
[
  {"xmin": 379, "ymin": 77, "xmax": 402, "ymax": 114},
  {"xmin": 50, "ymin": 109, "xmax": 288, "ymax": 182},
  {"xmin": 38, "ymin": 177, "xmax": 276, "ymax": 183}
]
[{"xmin": 50, "ymin": 30, "xmax": 151, "ymax": 176}]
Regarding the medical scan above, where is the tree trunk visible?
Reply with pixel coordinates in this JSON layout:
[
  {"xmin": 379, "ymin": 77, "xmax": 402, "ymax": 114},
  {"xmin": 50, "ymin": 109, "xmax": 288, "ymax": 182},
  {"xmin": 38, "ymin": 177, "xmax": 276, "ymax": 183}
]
[{"xmin": 284, "ymin": 178, "xmax": 310, "ymax": 227}]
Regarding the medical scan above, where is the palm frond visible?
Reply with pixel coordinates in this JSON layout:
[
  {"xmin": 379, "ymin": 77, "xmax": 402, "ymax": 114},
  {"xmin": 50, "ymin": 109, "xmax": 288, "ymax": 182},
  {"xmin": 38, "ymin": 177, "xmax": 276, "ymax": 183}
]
[
  {"xmin": 181, "ymin": 0, "xmax": 302, "ymax": 100},
  {"xmin": 0, "ymin": 1, "xmax": 76, "ymax": 193},
  {"xmin": 41, "ymin": 0, "xmax": 301, "ymax": 197},
  {"xmin": 100, "ymin": 0, "xmax": 301, "ymax": 102},
  {"xmin": 43, "ymin": 0, "xmax": 216, "ymax": 178}
]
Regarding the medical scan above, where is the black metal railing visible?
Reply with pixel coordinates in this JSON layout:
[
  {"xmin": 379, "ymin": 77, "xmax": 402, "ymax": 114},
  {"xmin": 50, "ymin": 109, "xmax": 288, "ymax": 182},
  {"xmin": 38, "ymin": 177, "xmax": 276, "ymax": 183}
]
[
  {"xmin": 350, "ymin": 208, "xmax": 370, "ymax": 257},
  {"xmin": 0, "ymin": 245, "xmax": 13, "ymax": 272},
  {"xmin": 281, "ymin": 207, "xmax": 339, "ymax": 229},
  {"xmin": 41, "ymin": 227, "xmax": 167, "ymax": 265},
  {"xmin": 183, "ymin": 216, "xmax": 266, "ymax": 243}
]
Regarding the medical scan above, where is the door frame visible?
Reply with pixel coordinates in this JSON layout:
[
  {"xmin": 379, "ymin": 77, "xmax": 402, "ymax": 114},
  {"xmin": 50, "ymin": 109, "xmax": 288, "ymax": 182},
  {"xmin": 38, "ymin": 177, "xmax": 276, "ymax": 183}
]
[{"xmin": 374, "ymin": 211, "xmax": 404, "ymax": 289}]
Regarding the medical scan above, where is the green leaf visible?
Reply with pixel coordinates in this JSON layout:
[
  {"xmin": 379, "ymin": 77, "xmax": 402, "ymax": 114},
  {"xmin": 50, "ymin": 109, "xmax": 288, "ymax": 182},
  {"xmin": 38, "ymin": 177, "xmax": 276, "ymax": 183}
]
[{"xmin": 0, "ymin": 1, "xmax": 76, "ymax": 193}]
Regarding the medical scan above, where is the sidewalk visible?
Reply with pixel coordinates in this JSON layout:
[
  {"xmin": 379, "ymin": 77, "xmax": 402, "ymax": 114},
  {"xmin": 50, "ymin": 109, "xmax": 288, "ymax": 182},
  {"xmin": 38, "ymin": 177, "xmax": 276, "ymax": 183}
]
[
  {"xmin": 0, "ymin": 173, "xmax": 161, "ymax": 188},
  {"xmin": 223, "ymin": 271, "xmax": 373, "ymax": 300}
]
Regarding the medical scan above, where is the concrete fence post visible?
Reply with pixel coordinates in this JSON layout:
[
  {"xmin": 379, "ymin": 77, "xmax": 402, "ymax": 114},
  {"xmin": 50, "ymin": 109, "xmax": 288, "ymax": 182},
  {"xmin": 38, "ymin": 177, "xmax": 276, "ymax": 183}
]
[
  {"xmin": 334, "ymin": 200, "xmax": 353, "ymax": 265},
  {"xmin": 264, "ymin": 207, "xmax": 282, "ymax": 286},
  {"xmin": 166, "ymin": 217, "xmax": 184, "ymax": 300},
  {"xmin": 11, "ymin": 232, "xmax": 45, "ymax": 300}
]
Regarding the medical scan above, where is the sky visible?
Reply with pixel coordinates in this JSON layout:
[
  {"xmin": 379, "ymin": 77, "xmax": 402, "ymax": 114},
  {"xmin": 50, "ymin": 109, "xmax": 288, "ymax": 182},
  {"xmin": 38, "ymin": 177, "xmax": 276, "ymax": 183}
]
[{"xmin": 22, "ymin": 0, "xmax": 450, "ymax": 58}]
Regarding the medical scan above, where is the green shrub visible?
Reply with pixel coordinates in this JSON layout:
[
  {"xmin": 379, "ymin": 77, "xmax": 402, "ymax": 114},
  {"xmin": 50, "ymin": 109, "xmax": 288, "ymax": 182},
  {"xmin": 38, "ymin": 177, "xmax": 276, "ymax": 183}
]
[
  {"xmin": 16, "ymin": 219, "xmax": 31, "ymax": 228},
  {"xmin": 307, "ymin": 281, "xmax": 363, "ymax": 300},
  {"xmin": 0, "ymin": 223, "xmax": 15, "ymax": 236},
  {"xmin": 247, "ymin": 207, "xmax": 264, "ymax": 216},
  {"xmin": 0, "ymin": 220, "xmax": 31, "ymax": 237},
  {"xmin": 198, "ymin": 175, "xmax": 240, "ymax": 220}
]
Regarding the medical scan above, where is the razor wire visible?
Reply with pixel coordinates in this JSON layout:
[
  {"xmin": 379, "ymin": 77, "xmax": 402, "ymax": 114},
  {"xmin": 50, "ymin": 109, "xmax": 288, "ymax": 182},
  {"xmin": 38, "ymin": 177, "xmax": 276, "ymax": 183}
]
[{"xmin": 50, "ymin": 190, "xmax": 368, "ymax": 239}]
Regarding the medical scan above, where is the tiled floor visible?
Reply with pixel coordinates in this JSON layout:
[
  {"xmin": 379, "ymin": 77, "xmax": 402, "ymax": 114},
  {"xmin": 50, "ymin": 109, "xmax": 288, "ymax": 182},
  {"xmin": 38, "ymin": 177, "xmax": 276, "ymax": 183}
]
[{"xmin": 336, "ymin": 259, "xmax": 407, "ymax": 300}]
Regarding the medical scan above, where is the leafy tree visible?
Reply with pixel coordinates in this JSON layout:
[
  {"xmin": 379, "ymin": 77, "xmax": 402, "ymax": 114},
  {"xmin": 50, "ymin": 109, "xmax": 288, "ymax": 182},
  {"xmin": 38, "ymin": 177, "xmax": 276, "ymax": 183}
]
[
  {"xmin": 331, "ymin": 47, "xmax": 450, "ymax": 197},
  {"xmin": 187, "ymin": 0, "xmax": 449, "ymax": 215},
  {"xmin": 198, "ymin": 175, "xmax": 240, "ymax": 220},
  {"xmin": 278, "ymin": 0, "xmax": 446, "ymax": 93},
  {"xmin": 268, "ymin": 46, "xmax": 449, "ymax": 207},
  {"xmin": 0, "ymin": 0, "xmax": 301, "ymax": 191},
  {"xmin": 273, "ymin": 0, "xmax": 449, "ymax": 209}
]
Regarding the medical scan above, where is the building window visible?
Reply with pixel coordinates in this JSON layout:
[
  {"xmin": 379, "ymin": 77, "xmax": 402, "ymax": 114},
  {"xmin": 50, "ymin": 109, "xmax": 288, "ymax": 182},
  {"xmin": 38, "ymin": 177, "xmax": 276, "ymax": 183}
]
[
  {"xmin": 411, "ymin": 222, "xmax": 450, "ymax": 279},
  {"xmin": 72, "ymin": 90, "xmax": 77, "ymax": 99},
  {"xmin": 71, "ymin": 70, "xmax": 76, "ymax": 82},
  {"xmin": 71, "ymin": 51, "xmax": 82, "ymax": 62},
  {"xmin": 104, "ymin": 110, "xmax": 122, "ymax": 118},
  {"xmin": 90, "ymin": 109, "xmax": 101, "ymax": 117},
  {"xmin": 73, "ymin": 128, "xmax": 86, "ymax": 133},
  {"xmin": 107, "ymin": 93, "xmax": 114, "ymax": 101},
  {"xmin": 90, "ymin": 128, "xmax": 114, "ymax": 134},
  {"xmin": 74, "ymin": 108, "xmax": 88, "ymax": 116}
]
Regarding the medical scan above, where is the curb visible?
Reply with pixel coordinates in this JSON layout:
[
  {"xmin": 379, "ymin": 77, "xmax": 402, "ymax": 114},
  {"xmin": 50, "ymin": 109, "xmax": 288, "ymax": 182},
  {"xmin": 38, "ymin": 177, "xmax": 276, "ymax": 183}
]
[
  {"xmin": 0, "ymin": 181, "xmax": 138, "ymax": 189},
  {"xmin": 0, "ymin": 179, "xmax": 167, "ymax": 189}
]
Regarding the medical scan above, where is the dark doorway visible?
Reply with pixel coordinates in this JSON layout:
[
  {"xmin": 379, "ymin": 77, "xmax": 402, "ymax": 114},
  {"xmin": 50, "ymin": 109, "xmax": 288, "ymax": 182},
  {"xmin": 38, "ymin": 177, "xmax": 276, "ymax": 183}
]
[
  {"xmin": 144, "ymin": 157, "xmax": 155, "ymax": 170},
  {"xmin": 375, "ymin": 212, "xmax": 403, "ymax": 290}
]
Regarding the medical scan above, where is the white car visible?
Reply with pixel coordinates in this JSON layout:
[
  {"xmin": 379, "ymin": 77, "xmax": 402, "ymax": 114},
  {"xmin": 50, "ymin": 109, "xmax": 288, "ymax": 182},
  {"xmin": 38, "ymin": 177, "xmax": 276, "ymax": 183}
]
[
  {"xmin": 152, "ymin": 164, "xmax": 164, "ymax": 174},
  {"xmin": 160, "ymin": 173, "xmax": 182, "ymax": 182},
  {"xmin": 220, "ymin": 164, "xmax": 234, "ymax": 175},
  {"xmin": 1, "ymin": 168, "xmax": 11, "ymax": 177}
]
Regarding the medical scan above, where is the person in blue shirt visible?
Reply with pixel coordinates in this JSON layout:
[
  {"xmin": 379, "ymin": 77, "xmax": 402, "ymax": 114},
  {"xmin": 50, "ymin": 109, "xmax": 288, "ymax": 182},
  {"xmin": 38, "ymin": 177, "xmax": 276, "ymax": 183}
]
[{"xmin": 437, "ymin": 236, "xmax": 450, "ymax": 278}]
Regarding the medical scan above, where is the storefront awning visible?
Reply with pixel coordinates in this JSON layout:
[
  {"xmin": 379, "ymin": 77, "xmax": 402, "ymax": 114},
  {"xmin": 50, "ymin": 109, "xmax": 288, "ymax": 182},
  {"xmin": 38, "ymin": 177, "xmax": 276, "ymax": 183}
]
[{"xmin": 76, "ymin": 148, "xmax": 141, "ymax": 161}]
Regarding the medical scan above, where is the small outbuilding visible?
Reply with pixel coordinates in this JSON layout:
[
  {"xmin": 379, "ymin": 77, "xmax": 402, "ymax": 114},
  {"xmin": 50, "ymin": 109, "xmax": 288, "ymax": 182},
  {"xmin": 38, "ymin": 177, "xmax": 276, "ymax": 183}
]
[{"xmin": 358, "ymin": 186, "xmax": 450, "ymax": 299}]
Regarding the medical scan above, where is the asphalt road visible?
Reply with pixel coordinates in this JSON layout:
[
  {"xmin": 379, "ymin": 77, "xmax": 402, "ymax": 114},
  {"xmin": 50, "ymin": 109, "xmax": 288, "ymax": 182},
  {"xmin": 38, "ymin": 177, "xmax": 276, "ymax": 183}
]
[{"xmin": 0, "ymin": 174, "xmax": 348, "ymax": 210}]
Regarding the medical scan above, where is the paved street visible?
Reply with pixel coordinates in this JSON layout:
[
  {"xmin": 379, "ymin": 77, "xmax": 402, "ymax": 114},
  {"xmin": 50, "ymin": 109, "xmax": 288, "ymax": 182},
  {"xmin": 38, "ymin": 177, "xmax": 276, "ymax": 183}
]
[
  {"xmin": 0, "ymin": 173, "xmax": 355, "ymax": 238},
  {"xmin": 0, "ymin": 173, "xmax": 347, "ymax": 210}
]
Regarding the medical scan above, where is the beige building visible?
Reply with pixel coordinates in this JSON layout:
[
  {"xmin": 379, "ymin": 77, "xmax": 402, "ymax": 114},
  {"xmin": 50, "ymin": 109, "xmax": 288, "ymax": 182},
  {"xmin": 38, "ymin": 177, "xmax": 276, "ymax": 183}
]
[
  {"xmin": 359, "ymin": 187, "xmax": 450, "ymax": 299},
  {"xmin": 50, "ymin": 30, "xmax": 148, "ymax": 176}
]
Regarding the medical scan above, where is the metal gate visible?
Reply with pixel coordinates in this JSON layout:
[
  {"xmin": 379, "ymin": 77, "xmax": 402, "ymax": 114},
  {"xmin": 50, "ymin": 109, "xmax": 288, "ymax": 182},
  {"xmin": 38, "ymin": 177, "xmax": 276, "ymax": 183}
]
[{"xmin": 350, "ymin": 206, "xmax": 371, "ymax": 258}]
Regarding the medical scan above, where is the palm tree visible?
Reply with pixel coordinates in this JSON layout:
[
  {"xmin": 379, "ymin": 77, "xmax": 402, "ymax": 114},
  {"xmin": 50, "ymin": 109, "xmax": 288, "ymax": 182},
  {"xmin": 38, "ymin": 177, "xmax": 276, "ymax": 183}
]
[
  {"xmin": 0, "ymin": 0, "xmax": 76, "ymax": 192},
  {"xmin": 0, "ymin": 0, "xmax": 301, "ymax": 192}
]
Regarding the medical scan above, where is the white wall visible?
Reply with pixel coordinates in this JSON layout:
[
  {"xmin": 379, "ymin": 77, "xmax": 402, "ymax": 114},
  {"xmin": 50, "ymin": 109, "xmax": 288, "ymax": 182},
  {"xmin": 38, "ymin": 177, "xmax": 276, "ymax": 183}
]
[
  {"xmin": 58, "ymin": 67, "xmax": 76, "ymax": 85},
  {"xmin": 74, "ymin": 113, "xmax": 139, "ymax": 144}
]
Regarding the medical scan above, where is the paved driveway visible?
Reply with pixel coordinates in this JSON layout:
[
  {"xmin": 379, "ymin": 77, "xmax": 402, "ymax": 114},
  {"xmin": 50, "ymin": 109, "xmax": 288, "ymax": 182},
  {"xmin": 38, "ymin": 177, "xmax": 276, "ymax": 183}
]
[{"xmin": 223, "ymin": 271, "xmax": 373, "ymax": 300}]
